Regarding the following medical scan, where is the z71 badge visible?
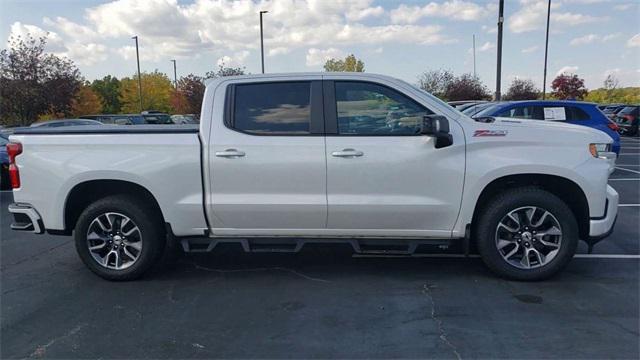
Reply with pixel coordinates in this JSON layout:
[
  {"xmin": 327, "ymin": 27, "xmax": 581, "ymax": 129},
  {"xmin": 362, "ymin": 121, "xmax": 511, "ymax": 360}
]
[{"xmin": 473, "ymin": 130, "xmax": 508, "ymax": 137}]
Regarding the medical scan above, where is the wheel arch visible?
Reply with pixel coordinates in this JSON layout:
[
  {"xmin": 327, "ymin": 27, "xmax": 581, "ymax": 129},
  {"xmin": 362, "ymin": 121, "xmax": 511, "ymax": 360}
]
[
  {"xmin": 62, "ymin": 179, "xmax": 165, "ymax": 236},
  {"xmin": 471, "ymin": 174, "xmax": 590, "ymax": 240}
]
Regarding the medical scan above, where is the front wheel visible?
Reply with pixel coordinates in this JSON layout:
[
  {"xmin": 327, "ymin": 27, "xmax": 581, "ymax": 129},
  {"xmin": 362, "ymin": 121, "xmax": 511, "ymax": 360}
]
[
  {"xmin": 74, "ymin": 195, "xmax": 165, "ymax": 281},
  {"xmin": 475, "ymin": 187, "xmax": 578, "ymax": 281}
]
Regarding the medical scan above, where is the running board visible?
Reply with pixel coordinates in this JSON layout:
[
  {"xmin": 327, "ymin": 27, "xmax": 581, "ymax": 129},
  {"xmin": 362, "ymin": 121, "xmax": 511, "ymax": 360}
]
[{"xmin": 180, "ymin": 237, "xmax": 456, "ymax": 255}]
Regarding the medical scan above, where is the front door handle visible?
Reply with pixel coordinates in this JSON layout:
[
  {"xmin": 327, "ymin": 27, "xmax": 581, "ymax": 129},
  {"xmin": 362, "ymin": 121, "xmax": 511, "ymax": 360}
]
[
  {"xmin": 215, "ymin": 149, "xmax": 246, "ymax": 158},
  {"xmin": 331, "ymin": 148, "xmax": 364, "ymax": 158}
]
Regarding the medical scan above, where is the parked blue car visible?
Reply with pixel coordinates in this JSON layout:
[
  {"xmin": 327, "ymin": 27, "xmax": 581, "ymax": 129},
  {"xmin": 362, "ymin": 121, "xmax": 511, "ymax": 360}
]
[{"xmin": 473, "ymin": 100, "xmax": 621, "ymax": 154}]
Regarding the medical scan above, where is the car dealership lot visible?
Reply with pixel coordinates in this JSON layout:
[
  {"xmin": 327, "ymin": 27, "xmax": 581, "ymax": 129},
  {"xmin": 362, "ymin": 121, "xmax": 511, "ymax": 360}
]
[{"xmin": 1, "ymin": 137, "xmax": 638, "ymax": 359}]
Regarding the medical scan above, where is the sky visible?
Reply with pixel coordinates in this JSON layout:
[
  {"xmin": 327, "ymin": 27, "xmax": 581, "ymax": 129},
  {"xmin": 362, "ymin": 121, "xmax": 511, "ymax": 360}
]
[{"xmin": 1, "ymin": 0, "xmax": 639, "ymax": 93}]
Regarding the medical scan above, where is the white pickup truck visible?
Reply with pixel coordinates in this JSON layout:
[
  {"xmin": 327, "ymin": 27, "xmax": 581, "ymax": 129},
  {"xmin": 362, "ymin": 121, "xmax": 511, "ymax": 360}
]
[{"xmin": 7, "ymin": 73, "xmax": 618, "ymax": 281}]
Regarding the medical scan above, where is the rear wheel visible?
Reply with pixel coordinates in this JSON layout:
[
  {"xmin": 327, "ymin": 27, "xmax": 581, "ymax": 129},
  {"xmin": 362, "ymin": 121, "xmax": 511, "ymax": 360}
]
[
  {"xmin": 475, "ymin": 187, "xmax": 578, "ymax": 281},
  {"xmin": 74, "ymin": 195, "xmax": 165, "ymax": 281}
]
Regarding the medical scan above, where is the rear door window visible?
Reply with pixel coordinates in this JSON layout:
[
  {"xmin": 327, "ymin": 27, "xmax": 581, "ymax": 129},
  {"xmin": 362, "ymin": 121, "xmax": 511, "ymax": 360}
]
[{"xmin": 232, "ymin": 82, "xmax": 311, "ymax": 135}]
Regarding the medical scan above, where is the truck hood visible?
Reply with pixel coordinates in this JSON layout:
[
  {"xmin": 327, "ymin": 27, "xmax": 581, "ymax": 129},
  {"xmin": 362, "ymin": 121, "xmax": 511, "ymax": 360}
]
[{"xmin": 490, "ymin": 117, "xmax": 613, "ymax": 144}]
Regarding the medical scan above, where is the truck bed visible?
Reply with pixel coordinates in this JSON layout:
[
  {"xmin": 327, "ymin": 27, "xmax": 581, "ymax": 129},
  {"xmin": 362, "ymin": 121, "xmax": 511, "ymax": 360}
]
[{"xmin": 9, "ymin": 125, "xmax": 208, "ymax": 236}]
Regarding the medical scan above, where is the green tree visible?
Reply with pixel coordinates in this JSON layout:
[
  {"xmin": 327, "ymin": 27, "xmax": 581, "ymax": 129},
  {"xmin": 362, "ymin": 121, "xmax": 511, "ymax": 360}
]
[
  {"xmin": 0, "ymin": 34, "xmax": 82, "ymax": 125},
  {"xmin": 119, "ymin": 70, "xmax": 174, "ymax": 113},
  {"xmin": 585, "ymin": 87, "xmax": 640, "ymax": 104},
  {"xmin": 323, "ymin": 54, "xmax": 365, "ymax": 72},
  {"xmin": 91, "ymin": 75, "xmax": 121, "ymax": 113},
  {"xmin": 503, "ymin": 78, "xmax": 540, "ymax": 100},
  {"xmin": 204, "ymin": 63, "xmax": 245, "ymax": 79},
  {"xmin": 417, "ymin": 69, "xmax": 455, "ymax": 99}
]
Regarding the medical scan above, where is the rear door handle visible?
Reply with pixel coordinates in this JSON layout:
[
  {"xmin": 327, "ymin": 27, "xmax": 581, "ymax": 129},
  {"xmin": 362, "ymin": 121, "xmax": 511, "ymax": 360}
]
[
  {"xmin": 331, "ymin": 148, "xmax": 364, "ymax": 158},
  {"xmin": 215, "ymin": 149, "xmax": 246, "ymax": 158}
]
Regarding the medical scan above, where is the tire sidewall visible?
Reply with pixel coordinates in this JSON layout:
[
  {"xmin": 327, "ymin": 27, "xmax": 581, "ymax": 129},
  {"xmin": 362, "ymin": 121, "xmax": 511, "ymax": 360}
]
[
  {"xmin": 476, "ymin": 188, "xmax": 579, "ymax": 281},
  {"xmin": 74, "ymin": 196, "xmax": 164, "ymax": 281}
]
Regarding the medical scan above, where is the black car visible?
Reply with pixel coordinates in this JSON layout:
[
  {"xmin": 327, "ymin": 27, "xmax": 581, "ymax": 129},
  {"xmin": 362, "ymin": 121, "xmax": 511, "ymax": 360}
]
[
  {"xmin": 0, "ymin": 133, "xmax": 9, "ymax": 190},
  {"xmin": 615, "ymin": 105, "xmax": 640, "ymax": 136}
]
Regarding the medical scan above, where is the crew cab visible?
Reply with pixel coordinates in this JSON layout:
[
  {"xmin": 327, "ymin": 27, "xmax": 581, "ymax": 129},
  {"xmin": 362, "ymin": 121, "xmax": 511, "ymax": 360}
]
[{"xmin": 7, "ymin": 73, "xmax": 618, "ymax": 281}]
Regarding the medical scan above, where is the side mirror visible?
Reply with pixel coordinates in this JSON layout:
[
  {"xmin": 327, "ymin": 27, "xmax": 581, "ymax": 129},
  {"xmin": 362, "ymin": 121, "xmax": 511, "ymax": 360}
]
[{"xmin": 422, "ymin": 115, "xmax": 453, "ymax": 149}]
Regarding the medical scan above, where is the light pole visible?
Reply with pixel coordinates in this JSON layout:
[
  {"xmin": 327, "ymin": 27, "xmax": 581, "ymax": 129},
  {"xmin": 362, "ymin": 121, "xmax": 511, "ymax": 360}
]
[
  {"xmin": 495, "ymin": 0, "xmax": 504, "ymax": 101},
  {"xmin": 260, "ymin": 10, "xmax": 268, "ymax": 74},
  {"xmin": 171, "ymin": 59, "xmax": 177, "ymax": 89},
  {"xmin": 542, "ymin": 0, "xmax": 551, "ymax": 99},
  {"xmin": 132, "ymin": 35, "xmax": 143, "ymax": 112},
  {"xmin": 473, "ymin": 34, "xmax": 477, "ymax": 80}
]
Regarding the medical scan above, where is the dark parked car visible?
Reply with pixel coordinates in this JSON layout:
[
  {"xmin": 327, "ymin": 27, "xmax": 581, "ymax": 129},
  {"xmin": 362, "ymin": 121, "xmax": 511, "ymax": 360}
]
[
  {"xmin": 30, "ymin": 119, "xmax": 103, "ymax": 128},
  {"xmin": 0, "ymin": 133, "xmax": 9, "ymax": 190},
  {"xmin": 461, "ymin": 102, "xmax": 496, "ymax": 117},
  {"xmin": 615, "ymin": 105, "xmax": 639, "ymax": 136},
  {"xmin": 602, "ymin": 105, "xmax": 626, "ymax": 120},
  {"xmin": 474, "ymin": 100, "xmax": 621, "ymax": 154},
  {"xmin": 80, "ymin": 114, "xmax": 145, "ymax": 125},
  {"xmin": 141, "ymin": 113, "xmax": 173, "ymax": 124}
]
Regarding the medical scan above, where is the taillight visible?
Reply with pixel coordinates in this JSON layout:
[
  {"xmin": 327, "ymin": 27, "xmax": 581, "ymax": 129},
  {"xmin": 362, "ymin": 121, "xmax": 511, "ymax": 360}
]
[
  {"xmin": 624, "ymin": 115, "xmax": 634, "ymax": 121},
  {"xmin": 608, "ymin": 121, "xmax": 619, "ymax": 131},
  {"xmin": 6, "ymin": 142, "xmax": 22, "ymax": 189}
]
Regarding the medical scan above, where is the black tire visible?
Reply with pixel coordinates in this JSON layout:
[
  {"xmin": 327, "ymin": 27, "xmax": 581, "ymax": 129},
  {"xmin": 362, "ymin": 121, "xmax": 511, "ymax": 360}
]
[
  {"xmin": 74, "ymin": 195, "xmax": 165, "ymax": 281},
  {"xmin": 475, "ymin": 187, "xmax": 578, "ymax": 281}
]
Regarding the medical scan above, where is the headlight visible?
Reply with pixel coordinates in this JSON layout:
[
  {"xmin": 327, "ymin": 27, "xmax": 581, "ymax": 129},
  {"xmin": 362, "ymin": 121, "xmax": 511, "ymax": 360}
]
[{"xmin": 589, "ymin": 143, "xmax": 612, "ymax": 158}]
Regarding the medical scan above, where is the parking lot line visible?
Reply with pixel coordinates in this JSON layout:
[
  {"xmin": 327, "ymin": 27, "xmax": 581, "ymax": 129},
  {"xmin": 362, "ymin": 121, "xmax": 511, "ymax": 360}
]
[
  {"xmin": 609, "ymin": 178, "xmax": 640, "ymax": 181},
  {"xmin": 615, "ymin": 167, "xmax": 640, "ymax": 174},
  {"xmin": 619, "ymin": 204, "xmax": 640, "ymax": 207},
  {"xmin": 353, "ymin": 254, "xmax": 640, "ymax": 259}
]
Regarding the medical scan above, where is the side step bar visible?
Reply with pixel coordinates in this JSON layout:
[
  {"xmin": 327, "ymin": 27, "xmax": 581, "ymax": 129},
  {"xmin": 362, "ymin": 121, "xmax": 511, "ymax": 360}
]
[{"xmin": 180, "ymin": 237, "xmax": 456, "ymax": 255}]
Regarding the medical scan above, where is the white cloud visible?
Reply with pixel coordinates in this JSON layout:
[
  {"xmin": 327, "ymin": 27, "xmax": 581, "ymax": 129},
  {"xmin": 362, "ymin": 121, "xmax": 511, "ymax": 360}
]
[
  {"xmin": 570, "ymin": 34, "xmax": 599, "ymax": 45},
  {"xmin": 556, "ymin": 66, "xmax": 579, "ymax": 76},
  {"xmin": 509, "ymin": 0, "xmax": 606, "ymax": 33},
  {"xmin": 390, "ymin": 1, "xmax": 493, "ymax": 24},
  {"xmin": 217, "ymin": 51, "xmax": 250, "ymax": 67},
  {"xmin": 478, "ymin": 41, "xmax": 495, "ymax": 52},
  {"xmin": 481, "ymin": 25, "xmax": 497, "ymax": 34},
  {"xmin": 305, "ymin": 47, "xmax": 344, "ymax": 67},
  {"xmin": 267, "ymin": 47, "xmax": 290, "ymax": 57},
  {"xmin": 614, "ymin": 4, "xmax": 633, "ymax": 11},
  {"xmin": 627, "ymin": 34, "xmax": 640, "ymax": 48},
  {"xmin": 7, "ymin": 21, "xmax": 106, "ymax": 66},
  {"xmin": 570, "ymin": 33, "xmax": 621, "ymax": 45},
  {"xmin": 521, "ymin": 45, "xmax": 539, "ymax": 53}
]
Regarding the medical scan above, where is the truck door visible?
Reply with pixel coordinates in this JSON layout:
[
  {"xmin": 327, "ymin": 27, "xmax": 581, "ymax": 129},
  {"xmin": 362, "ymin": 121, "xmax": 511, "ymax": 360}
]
[
  {"xmin": 208, "ymin": 78, "xmax": 327, "ymax": 234},
  {"xmin": 322, "ymin": 80, "xmax": 465, "ymax": 238}
]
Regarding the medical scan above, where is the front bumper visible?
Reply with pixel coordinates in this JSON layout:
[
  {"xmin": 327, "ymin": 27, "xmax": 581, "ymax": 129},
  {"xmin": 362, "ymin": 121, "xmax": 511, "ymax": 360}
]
[
  {"xmin": 588, "ymin": 185, "xmax": 618, "ymax": 240},
  {"xmin": 8, "ymin": 203, "xmax": 44, "ymax": 234}
]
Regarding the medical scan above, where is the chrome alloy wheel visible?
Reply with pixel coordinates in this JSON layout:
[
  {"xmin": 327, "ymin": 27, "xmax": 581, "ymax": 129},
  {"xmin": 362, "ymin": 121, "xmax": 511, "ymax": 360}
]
[
  {"xmin": 86, "ymin": 212, "xmax": 143, "ymax": 270},
  {"xmin": 495, "ymin": 206, "xmax": 562, "ymax": 269}
]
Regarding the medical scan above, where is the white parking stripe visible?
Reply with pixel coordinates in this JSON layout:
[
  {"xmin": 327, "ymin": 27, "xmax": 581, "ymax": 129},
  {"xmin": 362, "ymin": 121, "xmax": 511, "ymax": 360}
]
[
  {"xmin": 609, "ymin": 178, "xmax": 640, "ymax": 181},
  {"xmin": 619, "ymin": 204, "xmax": 640, "ymax": 207},
  {"xmin": 615, "ymin": 167, "xmax": 640, "ymax": 174},
  {"xmin": 352, "ymin": 254, "xmax": 640, "ymax": 259}
]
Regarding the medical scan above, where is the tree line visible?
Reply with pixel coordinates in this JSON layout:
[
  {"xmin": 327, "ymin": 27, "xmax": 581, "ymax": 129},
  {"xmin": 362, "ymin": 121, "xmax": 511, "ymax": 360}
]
[
  {"xmin": 2, "ymin": 36, "xmax": 638, "ymax": 127},
  {"xmin": 0, "ymin": 35, "xmax": 244, "ymax": 126}
]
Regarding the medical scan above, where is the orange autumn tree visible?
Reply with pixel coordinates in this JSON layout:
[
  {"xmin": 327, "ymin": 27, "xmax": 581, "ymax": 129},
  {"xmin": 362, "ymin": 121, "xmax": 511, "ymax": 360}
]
[{"xmin": 71, "ymin": 84, "xmax": 102, "ymax": 117}]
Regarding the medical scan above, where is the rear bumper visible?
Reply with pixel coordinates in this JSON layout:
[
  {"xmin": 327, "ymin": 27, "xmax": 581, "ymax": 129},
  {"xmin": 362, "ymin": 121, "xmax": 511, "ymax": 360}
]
[
  {"xmin": 8, "ymin": 203, "xmax": 44, "ymax": 234},
  {"xmin": 588, "ymin": 185, "xmax": 618, "ymax": 240}
]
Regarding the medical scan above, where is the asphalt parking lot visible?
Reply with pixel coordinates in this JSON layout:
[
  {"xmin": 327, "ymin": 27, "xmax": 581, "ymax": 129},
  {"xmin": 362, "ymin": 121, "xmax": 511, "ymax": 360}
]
[{"xmin": 1, "ymin": 137, "xmax": 638, "ymax": 359}]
